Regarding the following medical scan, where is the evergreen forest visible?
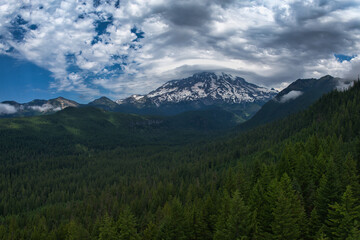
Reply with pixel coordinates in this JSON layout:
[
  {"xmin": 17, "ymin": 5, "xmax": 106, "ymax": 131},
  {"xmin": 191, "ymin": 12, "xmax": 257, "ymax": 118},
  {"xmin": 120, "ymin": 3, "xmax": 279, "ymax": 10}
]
[{"xmin": 1, "ymin": 82, "xmax": 360, "ymax": 239}]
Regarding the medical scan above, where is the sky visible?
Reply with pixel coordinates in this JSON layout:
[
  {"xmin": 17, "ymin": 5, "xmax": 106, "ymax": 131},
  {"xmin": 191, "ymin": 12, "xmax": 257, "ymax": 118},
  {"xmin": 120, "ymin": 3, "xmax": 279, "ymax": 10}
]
[{"xmin": 0, "ymin": 0, "xmax": 360, "ymax": 103}]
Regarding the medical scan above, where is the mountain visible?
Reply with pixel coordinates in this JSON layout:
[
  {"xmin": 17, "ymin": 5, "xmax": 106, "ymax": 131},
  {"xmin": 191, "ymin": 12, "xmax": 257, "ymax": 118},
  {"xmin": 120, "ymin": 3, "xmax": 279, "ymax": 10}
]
[
  {"xmin": 0, "ymin": 97, "xmax": 79, "ymax": 118},
  {"xmin": 116, "ymin": 72, "xmax": 278, "ymax": 119},
  {"xmin": 88, "ymin": 96, "xmax": 119, "ymax": 111},
  {"xmin": 1, "ymin": 77, "xmax": 360, "ymax": 239},
  {"xmin": 0, "ymin": 72, "xmax": 277, "ymax": 120},
  {"xmin": 239, "ymin": 75, "xmax": 354, "ymax": 130}
]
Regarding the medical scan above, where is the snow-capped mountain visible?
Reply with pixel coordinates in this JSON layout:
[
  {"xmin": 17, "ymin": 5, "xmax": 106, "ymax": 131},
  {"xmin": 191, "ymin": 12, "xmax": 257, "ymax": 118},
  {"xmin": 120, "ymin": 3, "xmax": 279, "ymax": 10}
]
[
  {"xmin": 118, "ymin": 72, "xmax": 277, "ymax": 106},
  {"xmin": 116, "ymin": 95, "xmax": 145, "ymax": 105},
  {"xmin": 116, "ymin": 72, "xmax": 278, "ymax": 118}
]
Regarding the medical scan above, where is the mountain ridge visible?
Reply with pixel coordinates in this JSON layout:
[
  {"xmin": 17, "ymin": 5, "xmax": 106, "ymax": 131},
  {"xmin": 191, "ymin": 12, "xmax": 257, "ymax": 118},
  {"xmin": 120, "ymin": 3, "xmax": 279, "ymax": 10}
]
[
  {"xmin": 238, "ymin": 75, "xmax": 354, "ymax": 130},
  {"xmin": 0, "ymin": 72, "xmax": 278, "ymax": 119},
  {"xmin": 1, "ymin": 73, "xmax": 350, "ymax": 120},
  {"xmin": 0, "ymin": 96, "xmax": 80, "ymax": 117}
]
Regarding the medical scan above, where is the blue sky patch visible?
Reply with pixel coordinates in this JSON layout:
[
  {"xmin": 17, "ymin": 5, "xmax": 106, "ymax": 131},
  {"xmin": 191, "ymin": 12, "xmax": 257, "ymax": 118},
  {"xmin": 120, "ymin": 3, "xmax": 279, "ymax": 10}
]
[
  {"xmin": 131, "ymin": 27, "xmax": 145, "ymax": 42},
  {"xmin": 29, "ymin": 24, "xmax": 38, "ymax": 30},
  {"xmin": 334, "ymin": 54, "xmax": 356, "ymax": 63},
  {"xmin": 115, "ymin": 0, "xmax": 120, "ymax": 8},
  {"xmin": 95, "ymin": 16, "xmax": 113, "ymax": 36},
  {"xmin": 0, "ymin": 55, "xmax": 90, "ymax": 103}
]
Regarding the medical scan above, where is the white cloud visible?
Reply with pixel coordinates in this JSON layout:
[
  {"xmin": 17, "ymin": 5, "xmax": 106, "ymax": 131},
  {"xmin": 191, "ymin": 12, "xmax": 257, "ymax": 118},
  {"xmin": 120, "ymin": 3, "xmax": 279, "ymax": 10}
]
[
  {"xmin": 280, "ymin": 90, "xmax": 303, "ymax": 103},
  {"xmin": 0, "ymin": 103, "xmax": 17, "ymax": 114},
  {"xmin": 29, "ymin": 103, "xmax": 61, "ymax": 112},
  {"xmin": 0, "ymin": 0, "xmax": 360, "ymax": 99},
  {"xmin": 336, "ymin": 79, "xmax": 355, "ymax": 91}
]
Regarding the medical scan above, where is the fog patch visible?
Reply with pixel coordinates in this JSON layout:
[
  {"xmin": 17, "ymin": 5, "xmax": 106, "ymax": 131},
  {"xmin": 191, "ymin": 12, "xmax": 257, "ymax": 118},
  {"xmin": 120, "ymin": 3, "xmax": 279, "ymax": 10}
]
[
  {"xmin": 336, "ymin": 79, "xmax": 355, "ymax": 91},
  {"xmin": 29, "ymin": 104, "xmax": 61, "ymax": 112},
  {"xmin": 280, "ymin": 90, "xmax": 303, "ymax": 103},
  {"xmin": 0, "ymin": 103, "xmax": 17, "ymax": 115}
]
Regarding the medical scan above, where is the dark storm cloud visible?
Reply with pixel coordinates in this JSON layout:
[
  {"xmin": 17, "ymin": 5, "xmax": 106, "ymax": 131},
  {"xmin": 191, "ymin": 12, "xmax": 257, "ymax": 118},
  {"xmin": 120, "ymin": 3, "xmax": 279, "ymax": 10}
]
[
  {"xmin": 267, "ymin": 0, "xmax": 360, "ymax": 57},
  {"xmin": 251, "ymin": 24, "xmax": 357, "ymax": 57},
  {"xmin": 1, "ymin": 0, "xmax": 359, "ymax": 98},
  {"xmin": 155, "ymin": 2, "xmax": 212, "ymax": 27}
]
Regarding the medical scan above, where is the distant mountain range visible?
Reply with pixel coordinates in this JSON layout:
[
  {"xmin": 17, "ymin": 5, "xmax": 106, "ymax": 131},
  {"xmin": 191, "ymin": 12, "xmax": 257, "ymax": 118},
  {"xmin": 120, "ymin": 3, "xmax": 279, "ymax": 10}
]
[
  {"xmin": 0, "ymin": 72, "xmax": 278, "ymax": 120},
  {"xmin": 1, "ymin": 73, "xmax": 353, "ymax": 124},
  {"xmin": 0, "ymin": 97, "xmax": 79, "ymax": 118}
]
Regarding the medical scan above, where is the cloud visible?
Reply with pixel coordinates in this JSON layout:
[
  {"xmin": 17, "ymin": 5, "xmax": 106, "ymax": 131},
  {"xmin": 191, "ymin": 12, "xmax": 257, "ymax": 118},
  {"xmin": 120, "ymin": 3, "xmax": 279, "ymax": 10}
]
[
  {"xmin": 336, "ymin": 78, "xmax": 355, "ymax": 91},
  {"xmin": 29, "ymin": 103, "xmax": 61, "ymax": 112},
  {"xmin": 280, "ymin": 90, "xmax": 303, "ymax": 103},
  {"xmin": 0, "ymin": 0, "xmax": 360, "ymax": 99},
  {"xmin": 0, "ymin": 103, "xmax": 17, "ymax": 114}
]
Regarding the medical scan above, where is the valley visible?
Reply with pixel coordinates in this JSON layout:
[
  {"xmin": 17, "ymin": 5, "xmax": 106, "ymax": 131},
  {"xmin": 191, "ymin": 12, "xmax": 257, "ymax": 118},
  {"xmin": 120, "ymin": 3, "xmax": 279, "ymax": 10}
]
[
  {"xmin": 0, "ymin": 75, "xmax": 359, "ymax": 239},
  {"xmin": 1, "ymin": 1, "xmax": 359, "ymax": 239}
]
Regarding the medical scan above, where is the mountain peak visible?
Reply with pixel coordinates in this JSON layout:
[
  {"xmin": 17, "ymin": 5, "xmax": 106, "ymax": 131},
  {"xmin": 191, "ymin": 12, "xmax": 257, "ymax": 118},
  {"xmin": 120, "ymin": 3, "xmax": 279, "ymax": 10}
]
[
  {"xmin": 49, "ymin": 97, "xmax": 80, "ymax": 109},
  {"xmin": 53, "ymin": 96, "xmax": 66, "ymax": 100},
  {"xmin": 100, "ymin": 96, "xmax": 111, "ymax": 100},
  {"xmin": 319, "ymin": 74, "xmax": 334, "ymax": 80},
  {"xmin": 89, "ymin": 96, "xmax": 118, "ymax": 110},
  {"xmin": 89, "ymin": 96, "xmax": 115, "ymax": 104},
  {"xmin": 115, "ymin": 72, "xmax": 278, "ymax": 117},
  {"xmin": 144, "ymin": 72, "xmax": 277, "ymax": 106}
]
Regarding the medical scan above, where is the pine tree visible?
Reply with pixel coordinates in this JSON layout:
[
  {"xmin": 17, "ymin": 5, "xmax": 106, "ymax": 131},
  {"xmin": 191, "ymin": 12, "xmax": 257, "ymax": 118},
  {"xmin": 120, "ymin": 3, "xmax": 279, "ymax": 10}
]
[
  {"xmin": 250, "ymin": 175, "xmax": 276, "ymax": 239},
  {"xmin": 65, "ymin": 220, "xmax": 90, "ymax": 240},
  {"xmin": 271, "ymin": 173, "xmax": 307, "ymax": 240},
  {"xmin": 311, "ymin": 158, "xmax": 341, "ymax": 234},
  {"xmin": 226, "ymin": 191, "xmax": 253, "ymax": 240},
  {"xmin": 30, "ymin": 216, "xmax": 48, "ymax": 240},
  {"xmin": 213, "ymin": 191, "xmax": 231, "ymax": 240},
  {"xmin": 98, "ymin": 214, "xmax": 117, "ymax": 240},
  {"xmin": 346, "ymin": 221, "xmax": 360, "ymax": 240},
  {"xmin": 294, "ymin": 152, "xmax": 316, "ymax": 215},
  {"xmin": 142, "ymin": 221, "xmax": 158, "ymax": 240},
  {"xmin": 117, "ymin": 207, "xmax": 140, "ymax": 240},
  {"xmin": 214, "ymin": 191, "xmax": 253, "ymax": 240},
  {"xmin": 186, "ymin": 202, "xmax": 211, "ymax": 240},
  {"xmin": 316, "ymin": 231, "xmax": 329, "ymax": 240},
  {"xmin": 277, "ymin": 144, "xmax": 296, "ymax": 178},
  {"xmin": 326, "ymin": 186, "xmax": 360, "ymax": 239},
  {"xmin": 341, "ymin": 154, "xmax": 360, "ymax": 202},
  {"xmin": 157, "ymin": 198, "xmax": 187, "ymax": 240}
]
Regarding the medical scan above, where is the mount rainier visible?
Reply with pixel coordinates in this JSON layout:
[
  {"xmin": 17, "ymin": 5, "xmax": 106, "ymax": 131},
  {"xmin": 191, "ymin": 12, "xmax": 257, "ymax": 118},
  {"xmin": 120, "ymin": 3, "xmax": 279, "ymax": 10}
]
[{"xmin": 116, "ymin": 72, "xmax": 278, "ymax": 119}]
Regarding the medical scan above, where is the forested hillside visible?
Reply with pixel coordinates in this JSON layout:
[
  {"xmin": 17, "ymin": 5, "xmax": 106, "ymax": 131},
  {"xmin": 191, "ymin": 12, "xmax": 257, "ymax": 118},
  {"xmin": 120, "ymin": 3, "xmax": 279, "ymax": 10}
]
[{"xmin": 0, "ymin": 82, "xmax": 360, "ymax": 239}]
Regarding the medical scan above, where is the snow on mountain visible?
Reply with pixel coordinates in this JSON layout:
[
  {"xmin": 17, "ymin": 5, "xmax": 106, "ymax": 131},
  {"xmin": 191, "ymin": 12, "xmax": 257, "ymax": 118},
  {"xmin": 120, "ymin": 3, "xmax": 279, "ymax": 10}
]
[
  {"xmin": 116, "ymin": 95, "xmax": 145, "ymax": 104},
  {"xmin": 117, "ymin": 72, "xmax": 278, "ymax": 107}
]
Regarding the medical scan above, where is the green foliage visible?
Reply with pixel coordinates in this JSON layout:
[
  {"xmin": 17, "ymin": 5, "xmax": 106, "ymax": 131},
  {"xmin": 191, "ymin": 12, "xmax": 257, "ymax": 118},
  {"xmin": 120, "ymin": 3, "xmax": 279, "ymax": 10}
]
[
  {"xmin": 157, "ymin": 198, "xmax": 187, "ymax": 240},
  {"xmin": 214, "ymin": 191, "xmax": 253, "ymax": 240},
  {"xmin": 311, "ymin": 158, "xmax": 342, "ymax": 234},
  {"xmin": 142, "ymin": 221, "xmax": 158, "ymax": 240},
  {"xmin": 271, "ymin": 173, "xmax": 306, "ymax": 240},
  {"xmin": 98, "ymin": 214, "xmax": 117, "ymax": 240},
  {"xmin": 66, "ymin": 220, "xmax": 90, "ymax": 240},
  {"xmin": 0, "ymin": 81, "xmax": 360, "ymax": 239},
  {"xmin": 326, "ymin": 186, "xmax": 360, "ymax": 239},
  {"xmin": 117, "ymin": 207, "xmax": 140, "ymax": 240}
]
